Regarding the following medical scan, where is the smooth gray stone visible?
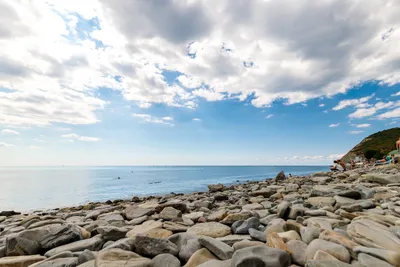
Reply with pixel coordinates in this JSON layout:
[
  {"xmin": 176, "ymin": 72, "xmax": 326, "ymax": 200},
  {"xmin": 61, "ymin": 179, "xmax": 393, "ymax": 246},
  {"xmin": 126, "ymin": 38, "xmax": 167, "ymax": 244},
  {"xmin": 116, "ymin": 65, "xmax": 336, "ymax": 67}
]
[
  {"xmin": 77, "ymin": 249, "xmax": 95, "ymax": 264},
  {"xmin": 124, "ymin": 206, "xmax": 154, "ymax": 220},
  {"xmin": 199, "ymin": 236, "xmax": 234, "ymax": 260},
  {"xmin": 44, "ymin": 235, "xmax": 104, "ymax": 257},
  {"xmin": 287, "ymin": 240, "xmax": 307, "ymax": 266},
  {"xmin": 101, "ymin": 238, "xmax": 135, "ymax": 251},
  {"xmin": 5, "ymin": 236, "xmax": 41, "ymax": 256},
  {"xmin": 306, "ymin": 239, "xmax": 350, "ymax": 263},
  {"xmin": 152, "ymin": 253, "xmax": 181, "ymax": 267},
  {"xmin": 96, "ymin": 226, "xmax": 129, "ymax": 241},
  {"xmin": 231, "ymin": 246, "xmax": 291, "ymax": 267},
  {"xmin": 300, "ymin": 226, "xmax": 322, "ymax": 244},
  {"xmin": 197, "ymin": 259, "xmax": 231, "ymax": 267},
  {"xmin": 353, "ymin": 246, "xmax": 400, "ymax": 266},
  {"xmin": 358, "ymin": 253, "xmax": 394, "ymax": 267},
  {"xmin": 168, "ymin": 233, "xmax": 202, "ymax": 262},
  {"xmin": 277, "ymin": 201, "xmax": 291, "ymax": 218},
  {"xmin": 248, "ymin": 228, "xmax": 266, "ymax": 242},
  {"xmin": 232, "ymin": 217, "xmax": 260, "ymax": 234}
]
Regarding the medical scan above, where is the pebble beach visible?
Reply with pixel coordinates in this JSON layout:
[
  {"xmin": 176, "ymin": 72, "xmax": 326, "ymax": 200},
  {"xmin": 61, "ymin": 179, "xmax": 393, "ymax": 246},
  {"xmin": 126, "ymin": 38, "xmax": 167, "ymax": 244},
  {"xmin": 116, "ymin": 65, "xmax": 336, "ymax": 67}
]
[{"xmin": 1, "ymin": 164, "xmax": 400, "ymax": 267}]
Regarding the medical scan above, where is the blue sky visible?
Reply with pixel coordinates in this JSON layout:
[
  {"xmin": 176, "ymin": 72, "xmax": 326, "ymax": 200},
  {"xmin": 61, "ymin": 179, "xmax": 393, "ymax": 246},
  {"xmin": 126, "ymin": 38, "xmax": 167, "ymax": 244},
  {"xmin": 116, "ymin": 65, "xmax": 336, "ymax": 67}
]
[{"xmin": 0, "ymin": 0, "xmax": 399, "ymax": 165}]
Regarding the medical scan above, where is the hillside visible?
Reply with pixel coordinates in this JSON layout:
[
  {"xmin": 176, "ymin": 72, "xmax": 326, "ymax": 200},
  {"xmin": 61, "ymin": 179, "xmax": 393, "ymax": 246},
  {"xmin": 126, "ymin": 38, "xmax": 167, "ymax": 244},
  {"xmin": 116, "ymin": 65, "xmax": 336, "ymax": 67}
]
[{"xmin": 341, "ymin": 127, "xmax": 400, "ymax": 162}]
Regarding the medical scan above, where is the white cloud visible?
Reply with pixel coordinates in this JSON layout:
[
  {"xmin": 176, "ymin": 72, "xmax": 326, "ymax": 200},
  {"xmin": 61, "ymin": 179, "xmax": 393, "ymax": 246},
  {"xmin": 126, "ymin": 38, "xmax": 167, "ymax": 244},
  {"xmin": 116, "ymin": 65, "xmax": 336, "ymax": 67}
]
[
  {"xmin": 354, "ymin": 123, "xmax": 371, "ymax": 128},
  {"xmin": 132, "ymin": 113, "xmax": 174, "ymax": 126},
  {"xmin": 60, "ymin": 133, "xmax": 100, "ymax": 142},
  {"xmin": 0, "ymin": 142, "xmax": 15, "ymax": 147},
  {"xmin": 61, "ymin": 133, "xmax": 79, "ymax": 139},
  {"xmin": 327, "ymin": 153, "xmax": 345, "ymax": 160},
  {"xmin": 193, "ymin": 118, "xmax": 201, "ymax": 121},
  {"xmin": 329, "ymin": 123, "xmax": 340, "ymax": 128},
  {"xmin": 1, "ymin": 129, "xmax": 20, "ymax": 135},
  {"xmin": 319, "ymin": 104, "xmax": 325, "ymax": 107},
  {"xmin": 349, "ymin": 101, "xmax": 395, "ymax": 119},
  {"xmin": 392, "ymin": 92, "xmax": 400, "ymax": 97},
  {"xmin": 332, "ymin": 94, "xmax": 374, "ymax": 111},
  {"xmin": 0, "ymin": 0, "xmax": 400, "ymax": 127},
  {"xmin": 376, "ymin": 107, "xmax": 400, "ymax": 119},
  {"xmin": 78, "ymin": 136, "xmax": 101, "ymax": 142},
  {"xmin": 348, "ymin": 130, "xmax": 364, "ymax": 134},
  {"xmin": 138, "ymin": 102, "xmax": 152, "ymax": 109},
  {"xmin": 283, "ymin": 155, "xmax": 339, "ymax": 161},
  {"xmin": 54, "ymin": 127, "xmax": 72, "ymax": 131},
  {"xmin": 29, "ymin": 146, "xmax": 40, "ymax": 149},
  {"xmin": 33, "ymin": 139, "xmax": 45, "ymax": 143},
  {"xmin": 266, "ymin": 114, "xmax": 274, "ymax": 119}
]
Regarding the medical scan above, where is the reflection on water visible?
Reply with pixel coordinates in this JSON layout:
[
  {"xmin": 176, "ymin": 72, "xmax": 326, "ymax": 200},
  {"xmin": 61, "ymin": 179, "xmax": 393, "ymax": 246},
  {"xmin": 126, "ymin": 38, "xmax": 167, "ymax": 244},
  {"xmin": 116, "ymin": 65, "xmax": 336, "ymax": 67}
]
[{"xmin": 0, "ymin": 166, "xmax": 328, "ymax": 211}]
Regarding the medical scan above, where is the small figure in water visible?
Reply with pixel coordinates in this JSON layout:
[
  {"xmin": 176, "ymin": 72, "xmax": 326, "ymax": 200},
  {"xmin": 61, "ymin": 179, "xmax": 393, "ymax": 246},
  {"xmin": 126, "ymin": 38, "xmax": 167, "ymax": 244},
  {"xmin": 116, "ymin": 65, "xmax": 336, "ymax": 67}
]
[{"xmin": 117, "ymin": 177, "xmax": 121, "ymax": 180}]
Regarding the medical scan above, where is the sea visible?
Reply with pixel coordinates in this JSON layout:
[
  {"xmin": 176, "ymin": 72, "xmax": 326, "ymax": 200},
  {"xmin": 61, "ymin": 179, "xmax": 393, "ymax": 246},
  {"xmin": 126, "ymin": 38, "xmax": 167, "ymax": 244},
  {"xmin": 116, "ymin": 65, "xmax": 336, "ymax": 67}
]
[{"xmin": 0, "ymin": 166, "xmax": 328, "ymax": 212}]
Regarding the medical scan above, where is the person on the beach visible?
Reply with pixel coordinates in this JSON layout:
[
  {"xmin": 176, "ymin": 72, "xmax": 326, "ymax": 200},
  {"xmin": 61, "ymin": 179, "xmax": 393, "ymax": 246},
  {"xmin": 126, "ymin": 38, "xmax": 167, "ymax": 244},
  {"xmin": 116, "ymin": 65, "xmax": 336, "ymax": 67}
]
[
  {"xmin": 330, "ymin": 160, "xmax": 346, "ymax": 171},
  {"xmin": 397, "ymin": 137, "xmax": 400, "ymax": 151},
  {"xmin": 351, "ymin": 160, "xmax": 355, "ymax": 170},
  {"xmin": 375, "ymin": 155, "xmax": 391, "ymax": 163}
]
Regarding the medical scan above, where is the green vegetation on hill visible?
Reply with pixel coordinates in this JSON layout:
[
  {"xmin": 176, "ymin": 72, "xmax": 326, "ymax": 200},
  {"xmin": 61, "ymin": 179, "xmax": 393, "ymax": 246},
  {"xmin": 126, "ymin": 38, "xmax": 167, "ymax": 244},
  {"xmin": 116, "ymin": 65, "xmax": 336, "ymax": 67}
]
[{"xmin": 341, "ymin": 127, "xmax": 400, "ymax": 162}]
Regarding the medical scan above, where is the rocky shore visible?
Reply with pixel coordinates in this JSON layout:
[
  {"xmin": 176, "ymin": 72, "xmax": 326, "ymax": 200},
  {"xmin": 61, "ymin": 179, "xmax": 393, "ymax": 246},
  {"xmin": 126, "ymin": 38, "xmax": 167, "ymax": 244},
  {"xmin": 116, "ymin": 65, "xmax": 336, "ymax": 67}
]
[{"xmin": 1, "ymin": 166, "xmax": 400, "ymax": 267}]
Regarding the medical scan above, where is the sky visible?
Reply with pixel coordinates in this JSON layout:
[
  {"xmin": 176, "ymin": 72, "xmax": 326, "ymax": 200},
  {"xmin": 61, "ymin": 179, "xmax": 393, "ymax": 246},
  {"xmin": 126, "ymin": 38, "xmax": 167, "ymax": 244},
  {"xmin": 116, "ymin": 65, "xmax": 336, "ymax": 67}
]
[{"xmin": 0, "ymin": 0, "xmax": 399, "ymax": 166}]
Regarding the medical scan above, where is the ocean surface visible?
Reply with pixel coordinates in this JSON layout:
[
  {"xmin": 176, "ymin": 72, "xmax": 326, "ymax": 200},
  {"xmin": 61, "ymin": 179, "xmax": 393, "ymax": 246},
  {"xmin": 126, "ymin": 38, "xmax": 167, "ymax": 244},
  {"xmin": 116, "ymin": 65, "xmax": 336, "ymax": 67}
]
[{"xmin": 0, "ymin": 166, "xmax": 328, "ymax": 212}]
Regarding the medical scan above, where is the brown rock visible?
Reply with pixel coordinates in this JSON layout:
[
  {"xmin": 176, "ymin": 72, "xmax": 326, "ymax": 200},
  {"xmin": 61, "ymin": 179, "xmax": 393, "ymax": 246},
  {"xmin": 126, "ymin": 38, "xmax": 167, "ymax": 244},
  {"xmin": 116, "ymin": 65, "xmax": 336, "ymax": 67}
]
[
  {"xmin": 145, "ymin": 228, "xmax": 173, "ymax": 239},
  {"xmin": 266, "ymin": 232, "xmax": 289, "ymax": 253},
  {"xmin": 184, "ymin": 248, "xmax": 218, "ymax": 267},
  {"xmin": 0, "ymin": 255, "xmax": 46, "ymax": 267},
  {"xmin": 319, "ymin": 230, "xmax": 358, "ymax": 258}
]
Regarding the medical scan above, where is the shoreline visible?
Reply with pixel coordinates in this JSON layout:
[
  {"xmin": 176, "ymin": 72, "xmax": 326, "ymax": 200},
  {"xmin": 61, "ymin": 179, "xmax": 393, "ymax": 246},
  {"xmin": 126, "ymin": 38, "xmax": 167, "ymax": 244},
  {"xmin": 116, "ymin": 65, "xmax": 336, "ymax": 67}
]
[{"xmin": 1, "ymin": 164, "xmax": 400, "ymax": 266}]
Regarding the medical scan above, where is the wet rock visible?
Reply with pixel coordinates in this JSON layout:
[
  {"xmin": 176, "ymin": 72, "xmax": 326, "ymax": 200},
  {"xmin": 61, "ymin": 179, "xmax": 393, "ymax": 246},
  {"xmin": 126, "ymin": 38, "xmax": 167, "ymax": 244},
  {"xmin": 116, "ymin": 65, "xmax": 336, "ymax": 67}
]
[
  {"xmin": 199, "ymin": 236, "xmax": 233, "ymax": 260},
  {"xmin": 152, "ymin": 253, "xmax": 181, "ymax": 267},
  {"xmin": 231, "ymin": 246, "xmax": 291, "ymax": 267},
  {"xmin": 187, "ymin": 222, "xmax": 231, "ymax": 238},
  {"xmin": 134, "ymin": 235, "xmax": 179, "ymax": 257},
  {"xmin": 95, "ymin": 248, "xmax": 152, "ymax": 267},
  {"xmin": 306, "ymin": 239, "xmax": 350, "ymax": 263}
]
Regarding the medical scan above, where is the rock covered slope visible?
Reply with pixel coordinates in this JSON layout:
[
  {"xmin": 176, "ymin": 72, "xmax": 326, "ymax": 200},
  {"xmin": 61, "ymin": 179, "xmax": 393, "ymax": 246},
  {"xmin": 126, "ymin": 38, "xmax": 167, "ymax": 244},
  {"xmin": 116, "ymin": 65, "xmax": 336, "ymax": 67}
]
[
  {"xmin": 341, "ymin": 127, "xmax": 400, "ymax": 162},
  {"xmin": 1, "ymin": 166, "xmax": 400, "ymax": 266}
]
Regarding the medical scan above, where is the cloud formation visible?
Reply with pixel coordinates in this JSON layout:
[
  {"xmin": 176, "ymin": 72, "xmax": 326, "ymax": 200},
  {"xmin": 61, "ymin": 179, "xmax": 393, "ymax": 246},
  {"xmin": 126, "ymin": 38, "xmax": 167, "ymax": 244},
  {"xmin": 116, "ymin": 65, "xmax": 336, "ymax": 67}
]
[
  {"xmin": 132, "ymin": 114, "xmax": 174, "ymax": 126},
  {"xmin": 61, "ymin": 133, "xmax": 101, "ymax": 142},
  {"xmin": 1, "ymin": 129, "xmax": 20, "ymax": 135},
  {"xmin": 0, "ymin": 0, "xmax": 399, "ymax": 127},
  {"xmin": 329, "ymin": 123, "xmax": 340, "ymax": 128}
]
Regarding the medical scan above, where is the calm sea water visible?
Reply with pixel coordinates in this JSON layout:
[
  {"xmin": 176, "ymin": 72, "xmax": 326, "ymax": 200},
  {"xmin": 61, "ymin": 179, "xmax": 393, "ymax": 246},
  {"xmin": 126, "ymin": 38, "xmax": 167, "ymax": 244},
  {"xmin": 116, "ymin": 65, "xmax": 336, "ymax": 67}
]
[{"xmin": 0, "ymin": 166, "xmax": 328, "ymax": 212}]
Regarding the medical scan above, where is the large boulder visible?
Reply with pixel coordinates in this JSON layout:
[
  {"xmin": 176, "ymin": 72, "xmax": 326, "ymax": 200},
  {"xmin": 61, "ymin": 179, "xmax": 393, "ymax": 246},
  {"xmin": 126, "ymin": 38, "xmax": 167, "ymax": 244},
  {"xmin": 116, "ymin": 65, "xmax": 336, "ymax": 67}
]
[
  {"xmin": 275, "ymin": 171, "xmax": 286, "ymax": 182},
  {"xmin": 361, "ymin": 173, "xmax": 400, "ymax": 184},
  {"xmin": 6, "ymin": 224, "xmax": 82, "ymax": 256},
  {"xmin": 231, "ymin": 246, "xmax": 291, "ymax": 267},
  {"xmin": 44, "ymin": 235, "xmax": 104, "ymax": 257},
  {"xmin": 347, "ymin": 218, "xmax": 400, "ymax": 251},
  {"xmin": 134, "ymin": 235, "xmax": 179, "ymax": 257},
  {"xmin": 95, "ymin": 248, "xmax": 152, "ymax": 267},
  {"xmin": 208, "ymin": 184, "xmax": 225, "ymax": 193}
]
